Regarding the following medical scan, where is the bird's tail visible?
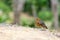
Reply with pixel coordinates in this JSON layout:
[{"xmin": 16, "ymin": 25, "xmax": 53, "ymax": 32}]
[
  {"xmin": 41, "ymin": 24, "xmax": 48, "ymax": 29},
  {"xmin": 43, "ymin": 26, "xmax": 48, "ymax": 29}
]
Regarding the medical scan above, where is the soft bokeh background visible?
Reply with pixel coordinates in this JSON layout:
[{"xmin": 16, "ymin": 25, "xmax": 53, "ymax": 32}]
[{"xmin": 0, "ymin": 0, "xmax": 60, "ymax": 30}]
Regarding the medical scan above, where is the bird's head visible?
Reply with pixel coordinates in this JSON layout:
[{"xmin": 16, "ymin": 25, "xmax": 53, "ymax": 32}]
[
  {"xmin": 36, "ymin": 18, "xmax": 40, "ymax": 21},
  {"xmin": 35, "ymin": 17, "xmax": 40, "ymax": 23}
]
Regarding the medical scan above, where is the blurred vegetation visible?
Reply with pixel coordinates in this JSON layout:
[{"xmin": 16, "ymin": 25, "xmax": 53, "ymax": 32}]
[
  {"xmin": 20, "ymin": 16, "xmax": 35, "ymax": 27},
  {"xmin": 0, "ymin": 0, "xmax": 60, "ymax": 27},
  {"xmin": 38, "ymin": 9, "xmax": 53, "ymax": 21}
]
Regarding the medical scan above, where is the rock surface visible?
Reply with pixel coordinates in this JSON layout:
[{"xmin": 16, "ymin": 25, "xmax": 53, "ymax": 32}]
[{"xmin": 0, "ymin": 24, "xmax": 60, "ymax": 40}]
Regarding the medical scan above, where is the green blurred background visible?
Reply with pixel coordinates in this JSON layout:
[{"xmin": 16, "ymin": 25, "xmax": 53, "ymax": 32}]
[{"xmin": 0, "ymin": 0, "xmax": 60, "ymax": 29}]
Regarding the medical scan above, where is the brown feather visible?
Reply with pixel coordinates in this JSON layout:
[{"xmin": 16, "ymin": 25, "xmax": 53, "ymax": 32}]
[{"xmin": 35, "ymin": 18, "xmax": 48, "ymax": 29}]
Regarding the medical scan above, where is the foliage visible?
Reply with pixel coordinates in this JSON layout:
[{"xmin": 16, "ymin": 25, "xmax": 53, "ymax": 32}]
[
  {"xmin": 23, "ymin": 0, "xmax": 49, "ymax": 13},
  {"xmin": 20, "ymin": 16, "xmax": 35, "ymax": 27},
  {"xmin": 0, "ymin": 1, "xmax": 11, "ymax": 23},
  {"xmin": 0, "ymin": 0, "xmax": 12, "ymax": 9},
  {"xmin": 0, "ymin": 14, "xmax": 8, "ymax": 23},
  {"xmin": 0, "ymin": 0, "xmax": 59, "ymax": 27},
  {"xmin": 0, "ymin": 2, "xmax": 11, "ymax": 13},
  {"xmin": 38, "ymin": 10, "xmax": 53, "ymax": 21}
]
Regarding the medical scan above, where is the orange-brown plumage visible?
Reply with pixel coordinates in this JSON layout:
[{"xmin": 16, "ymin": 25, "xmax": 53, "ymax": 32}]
[{"xmin": 35, "ymin": 18, "xmax": 48, "ymax": 29}]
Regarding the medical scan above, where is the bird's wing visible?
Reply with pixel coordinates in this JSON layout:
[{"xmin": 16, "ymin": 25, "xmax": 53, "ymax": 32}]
[{"xmin": 39, "ymin": 20, "xmax": 45, "ymax": 25}]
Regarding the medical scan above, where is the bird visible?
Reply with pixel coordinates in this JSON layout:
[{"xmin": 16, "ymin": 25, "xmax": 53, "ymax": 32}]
[{"xmin": 35, "ymin": 17, "xmax": 48, "ymax": 29}]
